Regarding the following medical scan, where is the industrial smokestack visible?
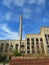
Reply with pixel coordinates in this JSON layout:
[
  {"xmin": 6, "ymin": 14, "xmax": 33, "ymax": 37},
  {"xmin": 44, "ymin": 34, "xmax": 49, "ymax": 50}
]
[{"xmin": 19, "ymin": 15, "xmax": 22, "ymax": 41}]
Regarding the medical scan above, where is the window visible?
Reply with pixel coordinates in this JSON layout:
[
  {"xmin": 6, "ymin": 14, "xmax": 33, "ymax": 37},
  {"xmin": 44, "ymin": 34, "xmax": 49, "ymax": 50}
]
[
  {"xmin": 37, "ymin": 50, "xmax": 40, "ymax": 53},
  {"xmin": 1, "ymin": 43, "xmax": 4, "ymax": 45},
  {"xmin": 32, "ymin": 50, "xmax": 35, "ymax": 53},
  {"xmin": 37, "ymin": 45, "xmax": 39, "ymax": 49},
  {"xmin": 48, "ymin": 34, "xmax": 49, "ymax": 37},
  {"xmin": 27, "ymin": 50, "xmax": 30, "ymax": 54},
  {"xmin": 47, "ymin": 45, "xmax": 49, "ymax": 48},
  {"xmin": 27, "ymin": 46, "xmax": 30, "ymax": 49},
  {"xmin": 27, "ymin": 42, "xmax": 30, "ymax": 45},
  {"xmin": 32, "ymin": 42, "xmax": 34, "ymax": 45},
  {"xmin": 36, "ymin": 42, "xmax": 39, "ymax": 44},
  {"xmin": 41, "ymin": 45, "xmax": 44, "ymax": 49},
  {"xmin": 21, "ymin": 45, "xmax": 24, "ymax": 47},
  {"xmin": 32, "ymin": 46, "xmax": 34, "ymax": 49},
  {"xmin": 16, "ymin": 44, "xmax": 18, "ymax": 49},
  {"xmin": 20, "ymin": 51, "xmax": 25, "ymax": 53},
  {"xmin": 36, "ymin": 38, "xmax": 39, "ymax": 41},
  {"xmin": 40, "ymin": 38, "xmax": 43, "ymax": 41},
  {"xmin": 27, "ymin": 38, "xmax": 30, "ymax": 41},
  {"xmin": 6, "ymin": 44, "xmax": 9, "ymax": 47},
  {"xmin": 45, "ymin": 34, "xmax": 47, "ymax": 37},
  {"xmin": 10, "ymin": 44, "xmax": 13, "ymax": 52},
  {"xmin": 31, "ymin": 38, "xmax": 34, "ymax": 41},
  {"xmin": 42, "ymin": 50, "xmax": 44, "ymax": 54}
]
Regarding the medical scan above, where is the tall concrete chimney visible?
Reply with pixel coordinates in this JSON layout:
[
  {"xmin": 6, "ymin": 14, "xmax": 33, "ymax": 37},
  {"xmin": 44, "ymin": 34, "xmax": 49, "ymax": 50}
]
[{"xmin": 19, "ymin": 15, "xmax": 22, "ymax": 41}]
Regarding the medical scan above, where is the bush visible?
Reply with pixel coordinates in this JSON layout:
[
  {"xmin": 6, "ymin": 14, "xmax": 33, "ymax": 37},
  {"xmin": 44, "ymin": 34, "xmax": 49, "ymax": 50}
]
[
  {"xmin": 13, "ymin": 50, "xmax": 21, "ymax": 57},
  {"xmin": 0, "ymin": 55, "xmax": 6, "ymax": 62}
]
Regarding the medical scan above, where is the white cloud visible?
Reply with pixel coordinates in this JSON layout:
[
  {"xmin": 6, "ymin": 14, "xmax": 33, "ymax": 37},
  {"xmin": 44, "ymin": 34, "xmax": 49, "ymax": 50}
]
[
  {"xmin": 38, "ymin": 0, "xmax": 45, "ymax": 5},
  {"xmin": 43, "ymin": 18, "xmax": 49, "ymax": 22},
  {"xmin": 13, "ymin": 0, "xmax": 25, "ymax": 6},
  {"xmin": 28, "ymin": 0, "xmax": 46, "ymax": 6},
  {"xmin": 28, "ymin": 0, "xmax": 37, "ymax": 4},
  {"xmin": 0, "ymin": 11, "xmax": 12, "ymax": 21},
  {"xmin": 0, "ymin": 23, "xmax": 25, "ymax": 40},
  {"xmin": 3, "ymin": 0, "xmax": 25, "ymax": 7},
  {"xmin": 0, "ymin": 11, "xmax": 19, "ymax": 22},
  {"xmin": 23, "ymin": 8, "xmax": 31, "ymax": 19},
  {"xmin": 35, "ymin": 7, "xmax": 42, "ymax": 14},
  {"xmin": 3, "ymin": 0, "xmax": 12, "ymax": 9},
  {"xmin": 4, "ymin": 12, "xmax": 12, "ymax": 21},
  {"xmin": 0, "ymin": 24, "xmax": 19, "ymax": 40}
]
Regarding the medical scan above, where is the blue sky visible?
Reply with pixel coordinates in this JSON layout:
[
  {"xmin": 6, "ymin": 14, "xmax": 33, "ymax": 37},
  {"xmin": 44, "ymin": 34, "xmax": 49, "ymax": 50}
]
[{"xmin": 0, "ymin": 0, "xmax": 49, "ymax": 40}]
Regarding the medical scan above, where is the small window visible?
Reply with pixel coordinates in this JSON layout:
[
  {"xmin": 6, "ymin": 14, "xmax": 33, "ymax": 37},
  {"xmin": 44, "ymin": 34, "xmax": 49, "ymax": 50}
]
[
  {"xmin": 47, "ymin": 45, "xmax": 49, "ymax": 48},
  {"xmin": 36, "ymin": 38, "xmax": 39, "ymax": 41},
  {"xmin": 36, "ymin": 41, "xmax": 39, "ymax": 44},
  {"xmin": 40, "ymin": 38, "xmax": 42, "ymax": 41},
  {"xmin": 41, "ymin": 45, "xmax": 44, "ymax": 49},
  {"xmin": 42, "ymin": 50, "xmax": 44, "ymax": 54},
  {"xmin": 32, "ymin": 46, "xmax": 34, "ymax": 49},
  {"xmin": 21, "ymin": 45, "xmax": 24, "ymax": 47},
  {"xmin": 37, "ymin": 45, "xmax": 39, "ymax": 49},
  {"xmin": 20, "ymin": 51, "xmax": 25, "ymax": 53},
  {"xmin": 37, "ymin": 50, "xmax": 40, "ymax": 53},
  {"xmin": 27, "ymin": 42, "xmax": 30, "ymax": 45},
  {"xmin": 48, "ymin": 34, "xmax": 49, "ymax": 37},
  {"xmin": 32, "ymin": 50, "xmax": 35, "ymax": 53},
  {"xmin": 10, "ymin": 44, "xmax": 13, "ymax": 47},
  {"xmin": 27, "ymin": 50, "xmax": 30, "ymax": 54},
  {"xmin": 45, "ymin": 34, "xmax": 47, "ymax": 37},
  {"xmin": 16, "ymin": 44, "xmax": 18, "ymax": 49},
  {"xmin": 27, "ymin": 46, "xmax": 30, "ymax": 49},
  {"xmin": 32, "ymin": 42, "xmax": 34, "ymax": 45},
  {"xmin": 27, "ymin": 38, "xmax": 30, "ymax": 41},
  {"xmin": 31, "ymin": 38, "xmax": 34, "ymax": 41}
]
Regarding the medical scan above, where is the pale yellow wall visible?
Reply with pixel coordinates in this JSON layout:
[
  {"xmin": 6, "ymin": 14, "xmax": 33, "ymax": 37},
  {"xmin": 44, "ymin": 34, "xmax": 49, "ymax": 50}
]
[{"xmin": 0, "ymin": 27, "xmax": 49, "ymax": 56}]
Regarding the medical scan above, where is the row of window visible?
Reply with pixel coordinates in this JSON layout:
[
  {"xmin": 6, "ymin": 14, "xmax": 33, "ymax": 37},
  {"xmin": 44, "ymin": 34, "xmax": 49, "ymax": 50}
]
[
  {"xmin": 27, "ymin": 45, "xmax": 44, "ymax": 49},
  {"xmin": 45, "ymin": 34, "xmax": 49, "ymax": 38},
  {"xmin": 27, "ymin": 50, "xmax": 44, "ymax": 54},
  {"xmin": 27, "ymin": 38, "xmax": 43, "ymax": 42},
  {"xmin": 45, "ymin": 34, "xmax": 49, "ymax": 44}
]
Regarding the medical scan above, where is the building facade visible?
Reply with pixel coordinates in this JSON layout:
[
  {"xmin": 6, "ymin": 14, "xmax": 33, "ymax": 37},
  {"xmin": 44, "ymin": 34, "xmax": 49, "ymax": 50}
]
[{"xmin": 0, "ymin": 27, "xmax": 49, "ymax": 57}]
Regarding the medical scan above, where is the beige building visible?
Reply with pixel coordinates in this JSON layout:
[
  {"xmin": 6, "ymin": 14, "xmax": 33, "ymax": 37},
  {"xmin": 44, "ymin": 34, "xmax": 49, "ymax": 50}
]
[
  {"xmin": 0, "ymin": 27, "xmax": 49, "ymax": 57},
  {"xmin": 0, "ymin": 16, "xmax": 49, "ymax": 57}
]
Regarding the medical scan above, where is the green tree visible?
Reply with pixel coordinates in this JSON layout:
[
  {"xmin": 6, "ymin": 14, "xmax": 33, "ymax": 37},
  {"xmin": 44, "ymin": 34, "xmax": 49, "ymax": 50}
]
[{"xmin": 13, "ymin": 49, "xmax": 21, "ymax": 57}]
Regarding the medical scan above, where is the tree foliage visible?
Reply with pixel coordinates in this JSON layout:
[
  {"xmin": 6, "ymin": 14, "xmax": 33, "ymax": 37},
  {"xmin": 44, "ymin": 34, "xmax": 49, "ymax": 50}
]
[{"xmin": 13, "ymin": 49, "xmax": 21, "ymax": 57}]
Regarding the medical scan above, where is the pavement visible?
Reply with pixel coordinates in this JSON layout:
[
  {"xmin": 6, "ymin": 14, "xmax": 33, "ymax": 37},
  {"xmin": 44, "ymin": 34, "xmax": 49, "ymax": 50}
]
[{"xmin": 0, "ymin": 63, "xmax": 9, "ymax": 65}]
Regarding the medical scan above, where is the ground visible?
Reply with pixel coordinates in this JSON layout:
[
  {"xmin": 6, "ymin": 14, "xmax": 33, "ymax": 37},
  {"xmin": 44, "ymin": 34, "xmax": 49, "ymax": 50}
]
[{"xmin": 0, "ymin": 63, "xmax": 9, "ymax": 65}]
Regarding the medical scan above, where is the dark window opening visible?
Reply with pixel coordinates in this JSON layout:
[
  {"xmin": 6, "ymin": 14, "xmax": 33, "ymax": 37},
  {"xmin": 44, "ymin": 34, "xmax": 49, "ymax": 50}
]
[
  {"xmin": 32, "ymin": 42, "xmax": 34, "ymax": 45},
  {"xmin": 47, "ymin": 45, "xmax": 49, "ymax": 48},
  {"xmin": 40, "ymin": 38, "xmax": 43, "ymax": 41},
  {"xmin": 27, "ymin": 38, "xmax": 30, "ymax": 41},
  {"xmin": 27, "ymin": 50, "xmax": 30, "ymax": 54},
  {"xmin": 36, "ymin": 38, "xmax": 39, "ymax": 41},
  {"xmin": 37, "ymin": 50, "xmax": 40, "ymax": 53},
  {"xmin": 27, "ymin": 46, "xmax": 30, "ymax": 49},
  {"xmin": 31, "ymin": 38, "xmax": 34, "ymax": 41},
  {"xmin": 36, "ymin": 42, "xmax": 39, "ymax": 44},
  {"xmin": 32, "ymin": 50, "xmax": 35, "ymax": 53},
  {"xmin": 32, "ymin": 46, "xmax": 34, "ymax": 49},
  {"xmin": 27, "ymin": 42, "xmax": 30, "ymax": 45},
  {"xmin": 21, "ymin": 45, "xmax": 24, "ymax": 47},
  {"xmin": 16, "ymin": 44, "xmax": 18, "ymax": 49}
]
